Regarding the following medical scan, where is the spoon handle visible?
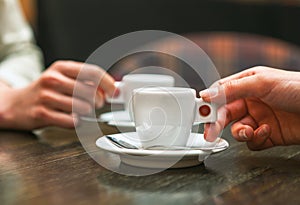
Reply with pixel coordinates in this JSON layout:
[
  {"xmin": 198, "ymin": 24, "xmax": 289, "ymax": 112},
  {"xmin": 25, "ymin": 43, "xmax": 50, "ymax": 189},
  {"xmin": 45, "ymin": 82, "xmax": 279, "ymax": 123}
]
[{"xmin": 106, "ymin": 135, "xmax": 139, "ymax": 149}]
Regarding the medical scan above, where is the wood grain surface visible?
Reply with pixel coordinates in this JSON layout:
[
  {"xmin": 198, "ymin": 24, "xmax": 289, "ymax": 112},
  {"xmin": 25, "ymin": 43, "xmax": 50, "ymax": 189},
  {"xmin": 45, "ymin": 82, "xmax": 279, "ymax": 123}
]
[{"xmin": 1, "ymin": 106, "xmax": 300, "ymax": 205}]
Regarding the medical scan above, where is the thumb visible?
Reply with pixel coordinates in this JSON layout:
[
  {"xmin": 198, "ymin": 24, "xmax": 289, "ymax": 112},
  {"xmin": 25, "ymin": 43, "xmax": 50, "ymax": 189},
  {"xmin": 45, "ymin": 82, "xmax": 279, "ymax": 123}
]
[{"xmin": 200, "ymin": 75, "xmax": 260, "ymax": 104}]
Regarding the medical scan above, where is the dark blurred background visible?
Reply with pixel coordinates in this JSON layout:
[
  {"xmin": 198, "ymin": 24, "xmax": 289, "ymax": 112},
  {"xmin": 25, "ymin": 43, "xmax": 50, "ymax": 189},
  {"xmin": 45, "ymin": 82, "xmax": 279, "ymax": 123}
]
[
  {"xmin": 20, "ymin": 0, "xmax": 300, "ymax": 89},
  {"xmin": 35, "ymin": 0, "xmax": 300, "ymax": 65}
]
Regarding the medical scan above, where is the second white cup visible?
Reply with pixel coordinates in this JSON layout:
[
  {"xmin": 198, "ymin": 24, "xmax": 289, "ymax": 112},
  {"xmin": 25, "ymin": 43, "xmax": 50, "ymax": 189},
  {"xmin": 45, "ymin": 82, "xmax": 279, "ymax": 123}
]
[{"xmin": 106, "ymin": 74, "xmax": 175, "ymax": 112}]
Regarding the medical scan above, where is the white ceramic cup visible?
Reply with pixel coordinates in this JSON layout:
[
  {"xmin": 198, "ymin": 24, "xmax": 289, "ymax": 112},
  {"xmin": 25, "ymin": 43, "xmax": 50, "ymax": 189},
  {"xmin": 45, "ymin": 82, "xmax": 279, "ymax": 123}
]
[
  {"xmin": 106, "ymin": 74, "xmax": 175, "ymax": 111},
  {"xmin": 131, "ymin": 87, "xmax": 217, "ymax": 148}
]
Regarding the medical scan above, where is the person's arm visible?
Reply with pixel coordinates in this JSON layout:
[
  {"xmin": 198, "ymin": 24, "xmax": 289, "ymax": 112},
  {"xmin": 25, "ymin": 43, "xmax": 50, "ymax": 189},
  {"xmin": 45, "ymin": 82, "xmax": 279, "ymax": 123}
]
[
  {"xmin": 0, "ymin": 0, "xmax": 43, "ymax": 88},
  {"xmin": 0, "ymin": 0, "xmax": 118, "ymax": 130},
  {"xmin": 200, "ymin": 66, "xmax": 300, "ymax": 150},
  {"xmin": 0, "ymin": 60, "xmax": 117, "ymax": 130}
]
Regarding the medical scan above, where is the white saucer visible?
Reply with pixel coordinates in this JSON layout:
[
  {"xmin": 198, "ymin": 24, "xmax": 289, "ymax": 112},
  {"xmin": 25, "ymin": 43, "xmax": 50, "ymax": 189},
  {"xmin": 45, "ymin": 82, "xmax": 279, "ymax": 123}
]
[
  {"xmin": 80, "ymin": 111, "xmax": 133, "ymax": 126},
  {"xmin": 107, "ymin": 120, "xmax": 135, "ymax": 127},
  {"xmin": 99, "ymin": 110, "xmax": 131, "ymax": 122},
  {"xmin": 96, "ymin": 132, "xmax": 229, "ymax": 169}
]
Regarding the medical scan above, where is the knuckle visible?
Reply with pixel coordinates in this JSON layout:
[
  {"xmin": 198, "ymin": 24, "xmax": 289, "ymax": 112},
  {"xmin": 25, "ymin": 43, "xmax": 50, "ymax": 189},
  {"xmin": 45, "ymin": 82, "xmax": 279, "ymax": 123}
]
[
  {"xmin": 255, "ymin": 72, "xmax": 266, "ymax": 82},
  {"xmin": 51, "ymin": 60, "xmax": 65, "ymax": 69},
  {"xmin": 54, "ymin": 60, "xmax": 75, "ymax": 66},
  {"xmin": 253, "ymin": 65, "xmax": 267, "ymax": 70},
  {"xmin": 223, "ymin": 80, "xmax": 240, "ymax": 101},
  {"xmin": 32, "ymin": 106, "xmax": 50, "ymax": 121},
  {"xmin": 250, "ymin": 66, "xmax": 269, "ymax": 74},
  {"xmin": 51, "ymin": 60, "xmax": 76, "ymax": 71},
  {"xmin": 225, "ymin": 80, "xmax": 237, "ymax": 92},
  {"xmin": 39, "ymin": 90, "xmax": 55, "ymax": 104},
  {"xmin": 81, "ymin": 84, "xmax": 95, "ymax": 95},
  {"xmin": 81, "ymin": 104, "xmax": 92, "ymax": 115},
  {"xmin": 85, "ymin": 63, "xmax": 100, "ymax": 71},
  {"xmin": 74, "ymin": 102, "xmax": 92, "ymax": 115},
  {"xmin": 74, "ymin": 84, "xmax": 96, "ymax": 101},
  {"xmin": 83, "ymin": 64, "xmax": 101, "ymax": 77},
  {"xmin": 39, "ymin": 71, "xmax": 62, "ymax": 88}
]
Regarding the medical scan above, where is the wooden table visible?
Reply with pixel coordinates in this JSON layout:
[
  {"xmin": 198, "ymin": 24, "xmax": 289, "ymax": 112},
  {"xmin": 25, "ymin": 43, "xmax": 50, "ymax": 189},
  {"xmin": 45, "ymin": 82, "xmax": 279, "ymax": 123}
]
[{"xmin": 1, "ymin": 107, "xmax": 300, "ymax": 205}]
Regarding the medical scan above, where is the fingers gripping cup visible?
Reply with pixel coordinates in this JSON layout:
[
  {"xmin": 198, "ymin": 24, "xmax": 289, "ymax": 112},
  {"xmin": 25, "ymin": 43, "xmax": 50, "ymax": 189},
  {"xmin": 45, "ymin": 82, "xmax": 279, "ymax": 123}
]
[
  {"xmin": 131, "ymin": 87, "xmax": 217, "ymax": 148},
  {"xmin": 106, "ymin": 74, "xmax": 175, "ymax": 112}
]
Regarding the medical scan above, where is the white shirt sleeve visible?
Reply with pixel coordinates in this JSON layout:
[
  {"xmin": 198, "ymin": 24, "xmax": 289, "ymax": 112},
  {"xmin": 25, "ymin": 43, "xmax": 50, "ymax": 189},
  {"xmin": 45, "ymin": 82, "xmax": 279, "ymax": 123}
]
[{"xmin": 0, "ymin": 0, "xmax": 43, "ymax": 88}]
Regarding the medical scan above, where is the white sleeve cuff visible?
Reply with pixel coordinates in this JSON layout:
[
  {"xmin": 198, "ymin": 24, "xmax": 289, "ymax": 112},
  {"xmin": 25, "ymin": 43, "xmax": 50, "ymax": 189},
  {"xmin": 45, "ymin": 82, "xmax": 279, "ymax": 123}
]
[{"xmin": 0, "ymin": 70, "xmax": 32, "ymax": 88}]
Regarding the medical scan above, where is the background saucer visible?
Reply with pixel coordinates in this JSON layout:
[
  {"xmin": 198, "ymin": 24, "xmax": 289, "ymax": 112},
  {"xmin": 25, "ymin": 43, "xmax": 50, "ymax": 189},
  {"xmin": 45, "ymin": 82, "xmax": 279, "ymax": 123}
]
[{"xmin": 99, "ymin": 110, "xmax": 130, "ymax": 122}]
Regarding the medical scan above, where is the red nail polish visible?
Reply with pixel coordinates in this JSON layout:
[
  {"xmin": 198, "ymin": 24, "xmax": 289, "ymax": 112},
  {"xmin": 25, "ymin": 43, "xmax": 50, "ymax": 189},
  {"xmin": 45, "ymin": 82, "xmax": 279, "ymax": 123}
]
[
  {"xmin": 199, "ymin": 105, "xmax": 211, "ymax": 117},
  {"xmin": 113, "ymin": 88, "xmax": 120, "ymax": 97}
]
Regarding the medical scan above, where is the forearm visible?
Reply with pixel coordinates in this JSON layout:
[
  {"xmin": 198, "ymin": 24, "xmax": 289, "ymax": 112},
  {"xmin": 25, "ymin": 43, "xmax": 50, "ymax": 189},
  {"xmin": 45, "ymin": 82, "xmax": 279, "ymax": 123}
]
[
  {"xmin": 0, "ymin": 81, "xmax": 16, "ymax": 129},
  {"xmin": 0, "ymin": 0, "xmax": 43, "ymax": 88}
]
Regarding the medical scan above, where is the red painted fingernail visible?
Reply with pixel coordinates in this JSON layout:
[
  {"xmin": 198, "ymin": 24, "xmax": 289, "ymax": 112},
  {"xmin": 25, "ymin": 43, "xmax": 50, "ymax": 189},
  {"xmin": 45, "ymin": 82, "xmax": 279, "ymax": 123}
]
[
  {"xmin": 199, "ymin": 105, "xmax": 211, "ymax": 117},
  {"xmin": 113, "ymin": 88, "xmax": 120, "ymax": 97}
]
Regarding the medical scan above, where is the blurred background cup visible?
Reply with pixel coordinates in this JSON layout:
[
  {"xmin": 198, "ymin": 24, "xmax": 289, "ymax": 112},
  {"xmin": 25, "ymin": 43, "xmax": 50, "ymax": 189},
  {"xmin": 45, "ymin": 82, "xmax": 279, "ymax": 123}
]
[
  {"xmin": 131, "ymin": 87, "xmax": 217, "ymax": 148},
  {"xmin": 106, "ymin": 74, "xmax": 175, "ymax": 112}
]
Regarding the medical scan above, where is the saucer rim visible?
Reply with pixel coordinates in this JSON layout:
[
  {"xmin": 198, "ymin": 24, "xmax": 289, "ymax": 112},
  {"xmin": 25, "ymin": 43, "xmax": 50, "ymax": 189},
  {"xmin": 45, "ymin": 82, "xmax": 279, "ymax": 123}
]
[
  {"xmin": 99, "ymin": 110, "xmax": 130, "ymax": 122},
  {"xmin": 96, "ymin": 132, "xmax": 229, "ymax": 157},
  {"xmin": 95, "ymin": 132, "xmax": 229, "ymax": 169}
]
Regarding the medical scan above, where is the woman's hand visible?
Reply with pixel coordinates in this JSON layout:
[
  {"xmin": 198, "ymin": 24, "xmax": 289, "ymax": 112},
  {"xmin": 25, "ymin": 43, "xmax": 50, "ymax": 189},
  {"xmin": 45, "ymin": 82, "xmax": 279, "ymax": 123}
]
[
  {"xmin": 0, "ymin": 60, "xmax": 116, "ymax": 130},
  {"xmin": 201, "ymin": 66, "xmax": 300, "ymax": 150}
]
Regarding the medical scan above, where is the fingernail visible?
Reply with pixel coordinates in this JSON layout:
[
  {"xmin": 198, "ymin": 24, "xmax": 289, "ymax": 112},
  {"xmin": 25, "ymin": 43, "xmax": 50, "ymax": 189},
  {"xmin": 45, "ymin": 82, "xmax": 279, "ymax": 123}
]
[
  {"xmin": 200, "ymin": 87, "xmax": 219, "ymax": 98},
  {"xmin": 203, "ymin": 131, "xmax": 207, "ymax": 139},
  {"xmin": 257, "ymin": 126, "xmax": 268, "ymax": 138},
  {"xmin": 204, "ymin": 131, "xmax": 212, "ymax": 142},
  {"xmin": 96, "ymin": 99, "xmax": 104, "ymax": 108},
  {"xmin": 74, "ymin": 117, "xmax": 79, "ymax": 126},
  {"xmin": 72, "ymin": 114, "xmax": 80, "ymax": 127},
  {"xmin": 113, "ymin": 88, "xmax": 120, "ymax": 97},
  {"xmin": 239, "ymin": 129, "xmax": 248, "ymax": 140}
]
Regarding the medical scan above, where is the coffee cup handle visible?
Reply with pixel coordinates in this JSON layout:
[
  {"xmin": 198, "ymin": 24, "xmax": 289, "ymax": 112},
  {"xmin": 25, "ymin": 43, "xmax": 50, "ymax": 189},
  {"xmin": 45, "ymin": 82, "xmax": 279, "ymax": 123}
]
[
  {"xmin": 194, "ymin": 98, "xmax": 217, "ymax": 123},
  {"xmin": 105, "ymin": 81, "xmax": 124, "ymax": 104}
]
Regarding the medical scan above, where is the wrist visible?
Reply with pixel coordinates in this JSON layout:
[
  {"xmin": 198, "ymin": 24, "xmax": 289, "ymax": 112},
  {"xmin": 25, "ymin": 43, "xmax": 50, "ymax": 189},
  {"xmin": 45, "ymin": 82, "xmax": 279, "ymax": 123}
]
[
  {"xmin": 0, "ymin": 80, "xmax": 12, "ymax": 90},
  {"xmin": 0, "ymin": 87, "xmax": 17, "ymax": 129}
]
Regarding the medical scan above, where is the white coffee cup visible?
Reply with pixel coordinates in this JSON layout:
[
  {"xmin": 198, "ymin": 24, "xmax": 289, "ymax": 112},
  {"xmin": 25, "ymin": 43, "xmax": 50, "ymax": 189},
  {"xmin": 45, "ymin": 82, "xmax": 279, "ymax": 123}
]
[
  {"xmin": 106, "ymin": 74, "xmax": 175, "ymax": 111},
  {"xmin": 131, "ymin": 87, "xmax": 217, "ymax": 148}
]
